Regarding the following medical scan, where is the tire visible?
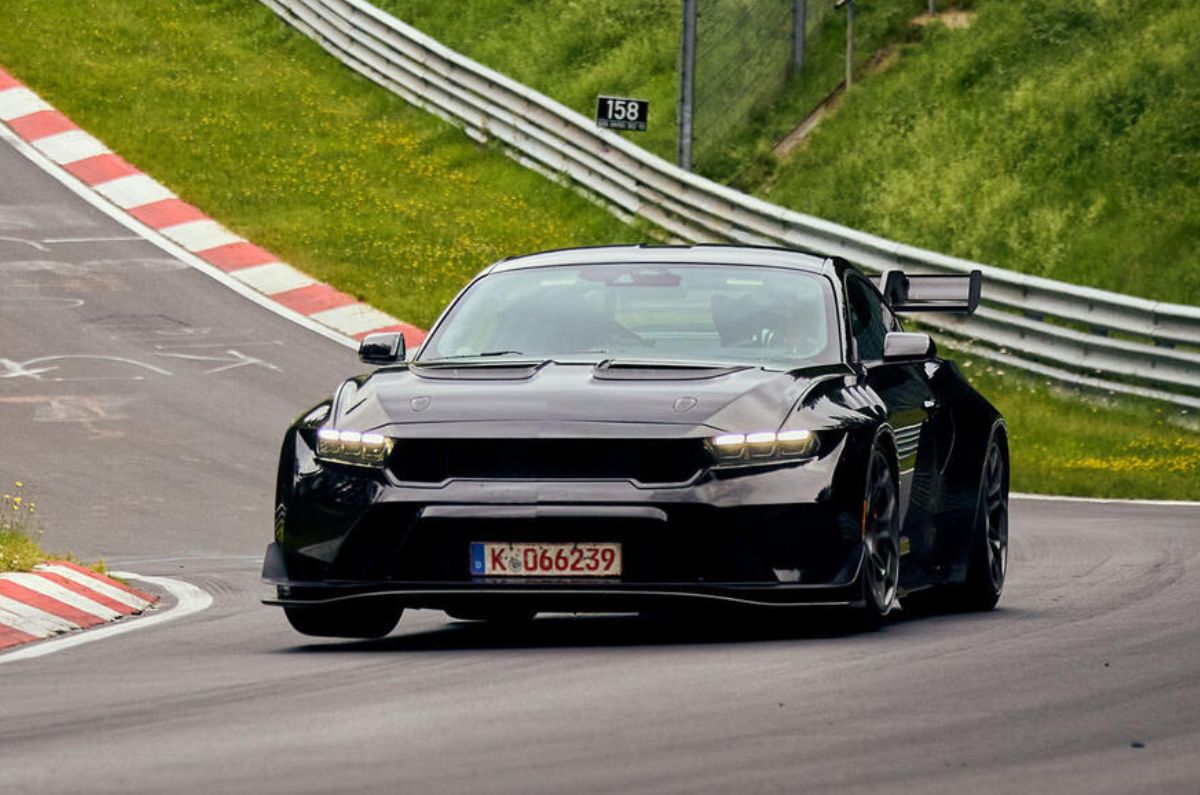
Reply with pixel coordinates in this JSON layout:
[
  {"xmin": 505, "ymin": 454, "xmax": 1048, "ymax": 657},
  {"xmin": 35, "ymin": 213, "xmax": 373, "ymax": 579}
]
[
  {"xmin": 902, "ymin": 428, "xmax": 1008, "ymax": 614},
  {"xmin": 445, "ymin": 608, "xmax": 537, "ymax": 624},
  {"xmin": 283, "ymin": 601, "xmax": 403, "ymax": 639},
  {"xmin": 859, "ymin": 444, "xmax": 900, "ymax": 621},
  {"xmin": 959, "ymin": 429, "xmax": 1008, "ymax": 611}
]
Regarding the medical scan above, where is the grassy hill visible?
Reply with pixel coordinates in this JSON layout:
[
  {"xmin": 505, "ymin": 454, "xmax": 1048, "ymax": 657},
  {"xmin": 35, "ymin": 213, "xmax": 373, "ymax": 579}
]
[
  {"xmin": 762, "ymin": 0, "xmax": 1200, "ymax": 304},
  {"xmin": 383, "ymin": 0, "xmax": 1200, "ymax": 306}
]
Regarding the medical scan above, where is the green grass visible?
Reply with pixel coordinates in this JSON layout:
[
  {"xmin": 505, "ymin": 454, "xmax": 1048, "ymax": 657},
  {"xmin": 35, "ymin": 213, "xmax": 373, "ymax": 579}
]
[
  {"xmin": 0, "ymin": 531, "xmax": 44, "ymax": 574},
  {"xmin": 1, "ymin": 482, "xmax": 43, "ymax": 573},
  {"xmin": 0, "ymin": 0, "xmax": 638, "ymax": 328},
  {"xmin": 1, "ymin": 1, "xmax": 1195, "ymax": 500},
  {"xmin": 952, "ymin": 354, "xmax": 1199, "ymax": 500},
  {"xmin": 762, "ymin": 0, "xmax": 1200, "ymax": 304}
]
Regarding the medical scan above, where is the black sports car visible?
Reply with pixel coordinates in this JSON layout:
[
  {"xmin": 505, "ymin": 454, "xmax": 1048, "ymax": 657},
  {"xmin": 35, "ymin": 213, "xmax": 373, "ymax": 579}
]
[{"xmin": 263, "ymin": 245, "xmax": 1008, "ymax": 638}]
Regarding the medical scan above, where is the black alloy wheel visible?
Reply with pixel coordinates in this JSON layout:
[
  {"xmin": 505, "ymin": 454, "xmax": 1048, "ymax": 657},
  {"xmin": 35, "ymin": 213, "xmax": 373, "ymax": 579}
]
[
  {"xmin": 283, "ymin": 601, "xmax": 403, "ymax": 639},
  {"xmin": 861, "ymin": 445, "xmax": 900, "ymax": 618}
]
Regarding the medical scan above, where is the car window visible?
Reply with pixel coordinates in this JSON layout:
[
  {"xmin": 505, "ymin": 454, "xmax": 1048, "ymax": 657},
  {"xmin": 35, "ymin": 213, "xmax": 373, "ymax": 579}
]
[
  {"xmin": 845, "ymin": 274, "xmax": 888, "ymax": 362},
  {"xmin": 418, "ymin": 263, "xmax": 841, "ymax": 368}
]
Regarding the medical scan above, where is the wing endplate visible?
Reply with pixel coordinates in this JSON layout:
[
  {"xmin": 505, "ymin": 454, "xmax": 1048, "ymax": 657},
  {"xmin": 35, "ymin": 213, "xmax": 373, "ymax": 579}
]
[{"xmin": 881, "ymin": 270, "xmax": 982, "ymax": 313}]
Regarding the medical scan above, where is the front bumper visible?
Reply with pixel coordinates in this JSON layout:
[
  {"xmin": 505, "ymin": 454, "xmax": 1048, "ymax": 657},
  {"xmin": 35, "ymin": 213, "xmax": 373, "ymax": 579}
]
[
  {"xmin": 262, "ymin": 554, "xmax": 862, "ymax": 613},
  {"xmin": 265, "ymin": 440, "xmax": 867, "ymax": 612}
]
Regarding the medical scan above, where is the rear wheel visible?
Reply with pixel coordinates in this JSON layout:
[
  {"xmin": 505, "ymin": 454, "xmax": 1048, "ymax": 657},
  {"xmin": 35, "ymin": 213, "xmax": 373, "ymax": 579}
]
[
  {"xmin": 903, "ymin": 429, "xmax": 1007, "ymax": 614},
  {"xmin": 283, "ymin": 601, "xmax": 403, "ymax": 639},
  {"xmin": 960, "ymin": 432, "xmax": 1008, "ymax": 610},
  {"xmin": 860, "ymin": 445, "xmax": 900, "ymax": 620}
]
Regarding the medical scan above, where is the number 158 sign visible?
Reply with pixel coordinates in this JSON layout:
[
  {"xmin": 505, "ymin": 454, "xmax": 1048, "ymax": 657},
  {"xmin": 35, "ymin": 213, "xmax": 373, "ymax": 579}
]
[{"xmin": 596, "ymin": 95, "xmax": 648, "ymax": 132}]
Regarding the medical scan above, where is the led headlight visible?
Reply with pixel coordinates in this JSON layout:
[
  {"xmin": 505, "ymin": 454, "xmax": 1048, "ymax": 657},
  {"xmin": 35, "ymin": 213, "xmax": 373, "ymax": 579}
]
[
  {"xmin": 709, "ymin": 429, "xmax": 817, "ymax": 464},
  {"xmin": 315, "ymin": 427, "xmax": 394, "ymax": 467}
]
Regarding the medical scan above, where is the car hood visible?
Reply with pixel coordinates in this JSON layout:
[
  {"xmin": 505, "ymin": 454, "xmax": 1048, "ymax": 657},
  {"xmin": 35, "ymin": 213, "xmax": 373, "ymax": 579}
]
[{"xmin": 333, "ymin": 361, "xmax": 836, "ymax": 435}]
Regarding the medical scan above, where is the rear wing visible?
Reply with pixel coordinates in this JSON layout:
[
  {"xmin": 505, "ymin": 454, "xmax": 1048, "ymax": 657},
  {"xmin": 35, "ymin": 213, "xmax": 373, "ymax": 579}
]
[{"xmin": 880, "ymin": 269, "xmax": 982, "ymax": 313}]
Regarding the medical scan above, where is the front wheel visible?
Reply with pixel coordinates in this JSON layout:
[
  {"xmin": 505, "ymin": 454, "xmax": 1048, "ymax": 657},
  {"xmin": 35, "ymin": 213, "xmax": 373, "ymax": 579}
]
[
  {"xmin": 859, "ymin": 445, "xmax": 900, "ymax": 620},
  {"xmin": 283, "ymin": 601, "xmax": 403, "ymax": 639}
]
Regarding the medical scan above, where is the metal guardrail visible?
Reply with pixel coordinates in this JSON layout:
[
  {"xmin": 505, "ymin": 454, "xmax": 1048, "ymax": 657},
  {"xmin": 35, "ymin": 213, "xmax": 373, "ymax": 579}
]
[{"xmin": 262, "ymin": 0, "xmax": 1200, "ymax": 408}]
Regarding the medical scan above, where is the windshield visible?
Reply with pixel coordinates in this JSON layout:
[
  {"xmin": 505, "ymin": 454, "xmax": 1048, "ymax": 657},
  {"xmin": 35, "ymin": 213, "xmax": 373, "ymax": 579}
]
[{"xmin": 417, "ymin": 262, "xmax": 840, "ymax": 368}]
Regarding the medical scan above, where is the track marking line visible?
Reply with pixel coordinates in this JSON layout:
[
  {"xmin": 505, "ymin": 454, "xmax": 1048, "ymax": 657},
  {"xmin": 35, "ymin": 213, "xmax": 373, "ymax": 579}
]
[
  {"xmin": 32, "ymin": 129, "xmax": 108, "ymax": 163},
  {"xmin": 0, "ymin": 573, "xmax": 212, "ymax": 665},
  {"xmin": 63, "ymin": 151, "xmax": 140, "ymax": 184},
  {"xmin": 9, "ymin": 110, "xmax": 78, "ymax": 141},
  {"xmin": 0, "ymin": 87, "xmax": 52, "ymax": 120},
  {"xmin": 272, "ymin": 282, "xmax": 358, "ymax": 315},
  {"xmin": 230, "ymin": 261, "xmax": 316, "ymax": 294},
  {"xmin": 92, "ymin": 172, "xmax": 175, "ymax": 208},
  {"xmin": 23, "ymin": 570, "xmax": 138, "ymax": 616},
  {"xmin": 160, "ymin": 218, "xmax": 244, "ymax": 252},
  {"xmin": 0, "ymin": 578, "xmax": 109, "ymax": 627},
  {"xmin": 128, "ymin": 198, "xmax": 209, "ymax": 229},
  {"xmin": 1012, "ymin": 492, "xmax": 1200, "ymax": 508},
  {"xmin": 197, "ymin": 240, "xmax": 278, "ymax": 271},
  {"xmin": 311, "ymin": 302, "xmax": 406, "ymax": 336},
  {"xmin": 0, "ymin": 593, "xmax": 79, "ymax": 636},
  {"xmin": 35, "ymin": 563, "xmax": 154, "ymax": 611}
]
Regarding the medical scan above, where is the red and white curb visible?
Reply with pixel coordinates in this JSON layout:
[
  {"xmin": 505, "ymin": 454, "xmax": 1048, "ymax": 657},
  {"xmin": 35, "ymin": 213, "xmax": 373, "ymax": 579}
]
[
  {"xmin": 0, "ymin": 65, "xmax": 425, "ymax": 346},
  {"xmin": 0, "ymin": 561, "xmax": 158, "ymax": 651}
]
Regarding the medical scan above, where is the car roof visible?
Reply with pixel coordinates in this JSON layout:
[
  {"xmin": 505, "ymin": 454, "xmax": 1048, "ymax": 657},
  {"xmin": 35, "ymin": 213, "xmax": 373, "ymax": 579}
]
[{"xmin": 485, "ymin": 244, "xmax": 838, "ymax": 277}]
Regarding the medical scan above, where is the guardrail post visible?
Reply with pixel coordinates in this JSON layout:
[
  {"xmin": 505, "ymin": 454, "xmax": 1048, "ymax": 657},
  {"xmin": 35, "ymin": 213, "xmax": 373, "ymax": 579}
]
[
  {"xmin": 791, "ymin": 0, "xmax": 808, "ymax": 74},
  {"xmin": 835, "ymin": 0, "xmax": 855, "ymax": 89},
  {"xmin": 677, "ymin": 0, "xmax": 697, "ymax": 171}
]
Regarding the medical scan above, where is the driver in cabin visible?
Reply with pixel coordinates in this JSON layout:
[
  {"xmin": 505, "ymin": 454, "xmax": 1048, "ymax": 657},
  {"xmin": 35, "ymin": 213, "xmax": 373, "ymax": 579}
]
[
  {"xmin": 712, "ymin": 291, "xmax": 817, "ymax": 355},
  {"xmin": 752, "ymin": 295, "xmax": 814, "ymax": 353}
]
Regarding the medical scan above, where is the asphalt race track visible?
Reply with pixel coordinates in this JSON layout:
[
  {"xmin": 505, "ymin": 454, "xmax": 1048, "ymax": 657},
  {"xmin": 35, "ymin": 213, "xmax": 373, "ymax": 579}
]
[{"xmin": 1, "ymin": 136, "xmax": 1198, "ymax": 795}]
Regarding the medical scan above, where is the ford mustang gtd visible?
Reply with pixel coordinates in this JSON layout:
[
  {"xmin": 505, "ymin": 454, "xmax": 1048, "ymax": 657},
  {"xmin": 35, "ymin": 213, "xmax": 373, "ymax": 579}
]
[{"xmin": 263, "ymin": 245, "xmax": 1008, "ymax": 638}]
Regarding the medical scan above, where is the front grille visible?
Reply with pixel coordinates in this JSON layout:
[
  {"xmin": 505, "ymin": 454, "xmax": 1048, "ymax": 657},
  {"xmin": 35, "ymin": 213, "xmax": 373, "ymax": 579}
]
[{"xmin": 389, "ymin": 438, "xmax": 709, "ymax": 484}]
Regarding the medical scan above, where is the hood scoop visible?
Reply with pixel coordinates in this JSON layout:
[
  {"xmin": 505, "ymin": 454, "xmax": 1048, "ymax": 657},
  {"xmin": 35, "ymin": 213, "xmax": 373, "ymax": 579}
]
[
  {"xmin": 411, "ymin": 361, "xmax": 544, "ymax": 381},
  {"xmin": 592, "ymin": 360, "xmax": 748, "ymax": 381}
]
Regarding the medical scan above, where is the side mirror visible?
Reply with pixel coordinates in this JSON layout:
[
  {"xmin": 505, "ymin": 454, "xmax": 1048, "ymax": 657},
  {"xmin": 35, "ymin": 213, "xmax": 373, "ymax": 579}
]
[
  {"xmin": 883, "ymin": 331, "xmax": 935, "ymax": 362},
  {"xmin": 358, "ymin": 332, "xmax": 406, "ymax": 365}
]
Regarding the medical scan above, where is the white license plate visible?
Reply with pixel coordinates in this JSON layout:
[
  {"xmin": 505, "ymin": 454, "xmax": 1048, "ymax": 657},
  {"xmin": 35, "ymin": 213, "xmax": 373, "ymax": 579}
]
[{"xmin": 470, "ymin": 542, "xmax": 622, "ymax": 577}]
